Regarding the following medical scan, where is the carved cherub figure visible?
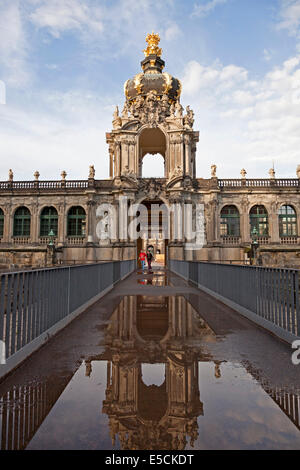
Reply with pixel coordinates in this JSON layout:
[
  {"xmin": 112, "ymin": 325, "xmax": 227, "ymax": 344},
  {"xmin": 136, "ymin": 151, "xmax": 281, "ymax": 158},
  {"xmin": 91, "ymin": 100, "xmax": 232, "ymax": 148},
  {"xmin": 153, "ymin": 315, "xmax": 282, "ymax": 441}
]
[
  {"xmin": 171, "ymin": 165, "xmax": 182, "ymax": 179},
  {"xmin": 211, "ymin": 164, "xmax": 217, "ymax": 177},
  {"xmin": 89, "ymin": 165, "xmax": 95, "ymax": 178},
  {"xmin": 161, "ymin": 94, "xmax": 169, "ymax": 114},
  {"xmin": 185, "ymin": 105, "xmax": 194, "ymax": 127},
  {"xmin": 240, "ymin": 168, "xmax": 247, "ymax": 178},
  {"xmin": 112, "ymin": 105, "xmax": 122, "ymax": 129},
  {"xmin": 175, "ymin": 100, "xmax": 183, "ymax": 117},
  {"xmin": 269, "ymin": 167, "xmax": 275, "ymax": 178},
  {"xmin": 121, "ymin": 102, "xmax": 129, "ymax": 119},
  {"xmin": 113, "ymin": 105, "xmax": 119, "ymax": 120}
]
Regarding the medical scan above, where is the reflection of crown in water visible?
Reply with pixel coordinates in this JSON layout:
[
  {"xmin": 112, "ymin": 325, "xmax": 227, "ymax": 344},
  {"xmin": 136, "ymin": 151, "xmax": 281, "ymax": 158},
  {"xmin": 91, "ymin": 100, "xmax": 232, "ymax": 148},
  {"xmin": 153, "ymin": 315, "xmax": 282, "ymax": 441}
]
[{"xmin": 143, "ymin": 32, "xmax": 162, "ymax": 57}]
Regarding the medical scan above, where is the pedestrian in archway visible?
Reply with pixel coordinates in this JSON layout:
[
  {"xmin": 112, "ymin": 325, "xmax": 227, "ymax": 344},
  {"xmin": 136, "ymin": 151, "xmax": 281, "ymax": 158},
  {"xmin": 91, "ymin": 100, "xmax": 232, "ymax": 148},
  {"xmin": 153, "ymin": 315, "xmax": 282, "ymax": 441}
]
[
  {"xmin": 139, "ymin": 249, "xmax": 146, "ymax": 271},
  {"xmin": 146, "ymin": 248, "xmax": 153, "ymax": 273}
]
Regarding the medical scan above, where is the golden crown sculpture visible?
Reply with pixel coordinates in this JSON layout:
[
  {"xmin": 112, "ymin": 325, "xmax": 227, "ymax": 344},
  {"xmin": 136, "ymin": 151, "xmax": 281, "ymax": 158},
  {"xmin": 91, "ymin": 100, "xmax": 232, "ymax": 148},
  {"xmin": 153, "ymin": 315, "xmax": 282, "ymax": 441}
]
[{"xmin": 143, "ymin": 32, "xmax": 162, "ymax": 57}]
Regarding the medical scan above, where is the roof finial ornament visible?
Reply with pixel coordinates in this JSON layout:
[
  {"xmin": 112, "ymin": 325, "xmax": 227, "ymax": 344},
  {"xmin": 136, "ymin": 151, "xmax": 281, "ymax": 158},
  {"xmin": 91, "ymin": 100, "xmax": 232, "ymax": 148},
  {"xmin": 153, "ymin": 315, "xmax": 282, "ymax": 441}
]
[{"xmin": 143, "ymin": 32, "xmax": 162, "ymax": 57}]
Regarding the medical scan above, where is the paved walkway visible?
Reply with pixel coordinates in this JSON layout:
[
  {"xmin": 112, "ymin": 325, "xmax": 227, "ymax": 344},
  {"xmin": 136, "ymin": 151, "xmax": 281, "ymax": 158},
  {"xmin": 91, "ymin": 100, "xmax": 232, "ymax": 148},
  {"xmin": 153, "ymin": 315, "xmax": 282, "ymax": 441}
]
[{"xmin": 0, "ymin": 267, "xmax": 300, "ymax": 450}]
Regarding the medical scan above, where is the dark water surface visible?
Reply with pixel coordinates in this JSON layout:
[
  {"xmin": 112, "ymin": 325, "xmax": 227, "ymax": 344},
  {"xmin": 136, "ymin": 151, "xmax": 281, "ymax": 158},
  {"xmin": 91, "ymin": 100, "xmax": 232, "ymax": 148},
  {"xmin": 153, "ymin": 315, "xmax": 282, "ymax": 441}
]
[{"xmin": 1, "ymin": 270, "xmax": 300, "ymax": 450}]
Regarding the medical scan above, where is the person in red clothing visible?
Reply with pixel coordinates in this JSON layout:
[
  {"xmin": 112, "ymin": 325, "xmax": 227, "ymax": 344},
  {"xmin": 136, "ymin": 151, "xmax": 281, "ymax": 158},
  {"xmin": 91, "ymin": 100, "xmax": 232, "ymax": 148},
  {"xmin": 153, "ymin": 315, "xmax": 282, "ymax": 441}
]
[{"xmin": 139, "ymin": 250, "xmax": 146, "ymax": 270}]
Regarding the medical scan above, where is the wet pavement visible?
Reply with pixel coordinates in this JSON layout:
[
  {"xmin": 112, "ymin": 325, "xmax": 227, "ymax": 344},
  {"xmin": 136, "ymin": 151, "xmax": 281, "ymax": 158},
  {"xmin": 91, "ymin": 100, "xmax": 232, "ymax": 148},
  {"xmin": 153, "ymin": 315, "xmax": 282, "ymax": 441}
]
[{"xmin": 0, "ymin": 267, "xmax": 300, "ymax": 450}]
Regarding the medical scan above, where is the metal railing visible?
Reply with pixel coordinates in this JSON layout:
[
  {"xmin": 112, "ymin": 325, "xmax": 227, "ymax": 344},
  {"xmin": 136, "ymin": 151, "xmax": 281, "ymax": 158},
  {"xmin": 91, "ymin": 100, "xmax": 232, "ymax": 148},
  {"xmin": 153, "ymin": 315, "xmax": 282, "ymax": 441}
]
[
  {"xmin": 0, "ymin": 260, "xmax": 135, "ymax": 362},
  {"xmin": 169, "ymin": 259, "xmax": 300, "ymax": 338}
]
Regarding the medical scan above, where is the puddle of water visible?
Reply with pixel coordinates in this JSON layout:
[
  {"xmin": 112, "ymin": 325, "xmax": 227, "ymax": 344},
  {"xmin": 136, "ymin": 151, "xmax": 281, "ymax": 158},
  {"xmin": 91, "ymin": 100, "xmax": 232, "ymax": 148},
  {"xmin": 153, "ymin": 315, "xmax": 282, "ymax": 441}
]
[
  {"xmin": 137, "ymin": 278, "xmax": 170, "ymax": 286},
  {"xmin": 136, "ymin": 270, "xmax": 170, "ymax": 286},
  {"xmin": 1, "ymin": 295, "xmax": 300, "ymax": 450},
  {"xmin": 21, "ymin": 360, "xmax": 300, "ymax": 450}
]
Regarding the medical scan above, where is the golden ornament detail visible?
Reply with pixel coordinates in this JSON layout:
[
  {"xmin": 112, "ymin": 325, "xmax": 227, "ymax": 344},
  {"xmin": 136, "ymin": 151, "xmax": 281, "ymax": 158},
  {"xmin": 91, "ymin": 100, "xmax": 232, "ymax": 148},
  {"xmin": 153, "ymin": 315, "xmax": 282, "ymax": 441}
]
[
  {"xmin": 134, "ymin": 73, "xmax": 144, "ymax": 94},
  {"xmin": 162, "ymin": 73, "xmax": 173, "ymax": 94},
  {"xmin": 143, "ymin": 32, "xmax": 162, "ymax": 57}
]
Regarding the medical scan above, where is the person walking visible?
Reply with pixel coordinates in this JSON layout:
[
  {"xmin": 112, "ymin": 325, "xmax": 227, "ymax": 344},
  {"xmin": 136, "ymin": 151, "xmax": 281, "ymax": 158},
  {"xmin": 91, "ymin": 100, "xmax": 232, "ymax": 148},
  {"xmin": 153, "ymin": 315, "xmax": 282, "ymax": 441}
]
[
  {"xmin": 139, "ymin": 249, "xmax": 146, "ymax": 271},
  {"xmin": 146, "ymin": 249, "xmax": 153, "ymax": 272}
]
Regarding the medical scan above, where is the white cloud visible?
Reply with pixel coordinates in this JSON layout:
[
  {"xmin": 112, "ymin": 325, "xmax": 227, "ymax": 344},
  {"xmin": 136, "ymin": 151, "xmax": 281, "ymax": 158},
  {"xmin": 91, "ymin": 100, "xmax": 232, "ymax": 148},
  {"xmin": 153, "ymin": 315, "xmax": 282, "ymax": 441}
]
[
  {"xmin": 182, "ymin": 60, "xmax": 248, "ymax": 96},
  {"xmin": 192, "ymin": 0, "xmax": 228, "ymax": 18},
  {"xmin": 277, "ymin": 0, "xmax": 300, "ymax": 36},
  {"xmin": 0, "ymin": 90, "xmax": 114, "ymax": 180},
  {"xmin": 30, "ymin": 0, "xmax": 103, "ymax": 39},
  {"xmin": 0, "ymin": 1, "xmax": 31, "ymax": 87},
  {"xmin": 263, "ymin": 49, "xmax": 273, "ymax": 62},
  {"xmin": 164, "ymin": 23, "xmax": 182, "ymax": 41},
  {"xmin": 180, "ymin": 55, "xmax": 300, "ymax": 178}
]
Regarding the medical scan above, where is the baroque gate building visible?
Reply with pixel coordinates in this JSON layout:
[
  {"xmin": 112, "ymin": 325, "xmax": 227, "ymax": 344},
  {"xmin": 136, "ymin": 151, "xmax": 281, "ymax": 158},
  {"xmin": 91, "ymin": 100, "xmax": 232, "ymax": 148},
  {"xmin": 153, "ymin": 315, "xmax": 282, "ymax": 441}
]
[{"xmin": 0, "ymin": 33, "xmax": 300, "ymax": 269}]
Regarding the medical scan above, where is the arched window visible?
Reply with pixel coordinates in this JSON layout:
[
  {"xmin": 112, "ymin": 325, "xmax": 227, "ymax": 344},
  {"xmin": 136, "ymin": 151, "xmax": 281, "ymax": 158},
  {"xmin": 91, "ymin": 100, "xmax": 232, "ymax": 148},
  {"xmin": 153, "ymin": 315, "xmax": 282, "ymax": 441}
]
[
  {"xmin": 40, "ymin": 207, "xmax": 58, "ymax": 237},
  {"xmin": 67, "ymin": 206, "xmax": 86, "ymax": 237},
  {"xmin": 13, "ymin": 207, "xmax": 31, "ymax": 237},
  {"xmin": 220, "ymin": 205, "xmax": 240, "ymax": 236},
  {"xmin": 279, "ymin": 205, "xmax": 297, "ymax": 237},
  {"xmin": 250, "ymin": 205, "xmax": 268, "ymax": 236},
  {"xmin": 0, "ymin": 208, "xmax": 4, "ymax": 237}
]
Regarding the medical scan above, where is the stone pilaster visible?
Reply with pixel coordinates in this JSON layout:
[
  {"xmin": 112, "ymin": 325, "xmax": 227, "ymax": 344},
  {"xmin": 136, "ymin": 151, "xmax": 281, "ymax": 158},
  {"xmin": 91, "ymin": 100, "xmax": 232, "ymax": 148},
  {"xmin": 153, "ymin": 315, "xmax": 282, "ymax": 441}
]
[
  {"xmin": 270, "ymin": 202, "xmax": 280, "ymax": 243},
  {"xmin": 3, "ymin": 203, "xmax": 11, "ymax": 243},
  {"xmin": 240, "ymin": 199, "xmax": 250, "ymax": 243},
  {"xmin": 31, "ymin": 203, "xmax": 39, "ymax": 243},
  {"xmin": 87, "ymin": 199, "xmax": 96, "ymax": 243},
  {"xmin": 58, "ymin": 203, "xmax": 65, "ymax": 246}
]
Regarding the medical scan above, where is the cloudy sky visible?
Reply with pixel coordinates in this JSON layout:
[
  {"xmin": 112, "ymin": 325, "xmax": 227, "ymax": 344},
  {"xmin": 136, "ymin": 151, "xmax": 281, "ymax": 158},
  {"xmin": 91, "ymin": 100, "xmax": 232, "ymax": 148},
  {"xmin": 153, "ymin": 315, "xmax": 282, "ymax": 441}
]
[{"xmin": 0, "ymin": 0, "xmax": 300, "ymax": 180}]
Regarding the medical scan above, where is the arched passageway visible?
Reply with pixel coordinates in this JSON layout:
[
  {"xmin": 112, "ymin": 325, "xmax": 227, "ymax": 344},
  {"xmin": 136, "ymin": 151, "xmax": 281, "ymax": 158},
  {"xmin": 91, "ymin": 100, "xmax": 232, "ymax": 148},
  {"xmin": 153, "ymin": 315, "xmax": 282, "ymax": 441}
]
[
  {"xmin": 136, "ymin": 198, "xmax": 169, "ymax": 267},
  {"xmin": 139, "ymin": 128, "xmax": 166, "ymax": 178}
]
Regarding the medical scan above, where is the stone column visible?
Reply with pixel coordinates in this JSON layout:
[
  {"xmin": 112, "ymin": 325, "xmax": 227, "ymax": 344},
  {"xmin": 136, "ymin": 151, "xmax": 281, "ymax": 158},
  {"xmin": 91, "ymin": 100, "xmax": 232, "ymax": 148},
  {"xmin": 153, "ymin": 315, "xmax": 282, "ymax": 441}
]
[
  {"xmin": 115, "ymin": 140, "xmax": 121, "ymax": 177},
  {"xmin": 31, "ymin": 203, "xmax": 39, "ymax": 243},
  {"xmin": 297, "ymin": 204, "xmax": 300, "ymax": 238},
  {"xmin": 207, "ymin": 198, "xmax": 218, "ymax": 242},
  {"xmin": 240, "ymin": 200, "xmax": 250, "ymax": 243},
  {"xmin": 87, "ymin": 199, "xmax": 96, "ymax": 243},
  {"xmin": 169, "ymin": 136, "xmax": 176, "ymax": 176},
  {"xmin": 3, "ymin": 204, "xmax": 11, "ymax": 243},
  {"xmin": 112, "ymin": 199, "xmax": 119, "ymax": 243},
  {"xmin": 184, "ymin": 135, "xmax": 191, "ymax": 177},
  {"xmin": 129, "ymin": 139, "xmax": 135, "ymax": 174},
  {"xmin": 240, "ymin": 212, "xmax": 248, "ymax": 243},
  {"xmin": 122, "ymin": 140, "xmax": 129, "ymax": 172},
  {"xmin": 175, "ymin": 138, "xmax": 183, "ymax": 169},
  {"xmin": 57, "ymin": 203, "xmax": 65, "ymax": 246},
  {"xmin": 215, "ymin": 202, "xmax": 220, "ymax": 242},
  {"xmin": 270, "ymin": 203, "xmax": 279, "ymax": 243},
  {"xmin": 205, "ymin": 203, "xmax": 214, "ymax": 243},
  {"xmin": 191, "ymin": 144, "xmax": 196, "ymax": 178},
  {"xmin": 118, "ymin": 196, "xmax": 128, "ymax": 242},
  {"xmin": 193, "ymin": 151, "xmax": 196, "ymax": 178},
  {"xmin": 109, "ymin": 145, "xmax": 114, "ymax": 179},
  {"xmin": 172, "ymin": 201, "xmax": 183, "ymax": 242}
]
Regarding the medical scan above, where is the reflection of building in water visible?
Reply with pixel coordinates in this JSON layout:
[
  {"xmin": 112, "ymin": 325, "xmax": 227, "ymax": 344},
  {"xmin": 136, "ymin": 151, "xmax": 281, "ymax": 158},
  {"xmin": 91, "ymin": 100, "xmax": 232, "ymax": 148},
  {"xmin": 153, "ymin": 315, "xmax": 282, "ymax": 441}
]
[
  {"xmin": 86, "ymin": 295, "xmax": 216, "ymax": 450},
  {"xmin": 1, "ymin": 294, "xmax": 300, "ymax": 450},
  {"xmin": 244, "ymin": 364, "xmax": 300, "ymax": 431},
  {"xmin": 0, "ymin": 376, "xmax": 73, "ymax": 450}
]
